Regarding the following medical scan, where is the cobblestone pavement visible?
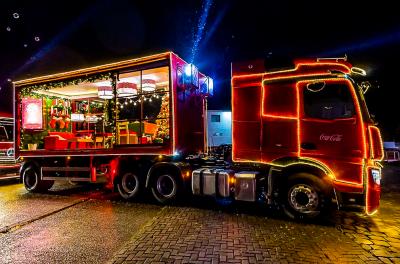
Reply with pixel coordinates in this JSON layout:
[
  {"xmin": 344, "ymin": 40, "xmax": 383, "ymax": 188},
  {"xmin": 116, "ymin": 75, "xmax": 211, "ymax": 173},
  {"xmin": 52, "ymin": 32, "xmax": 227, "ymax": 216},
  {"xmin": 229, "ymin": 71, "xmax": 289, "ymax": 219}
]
[
  {"xmin": 107, "ymin": 165, "xmax": 400, "ymax": 264},
  {"xmin": 334, "ymin": 193, "xmax": 400, "ymax": 264},
  {"xmin": 107, "ymin": 205, "xmax": 384, "ymax": 263},
  {"xmin": 1, "ymin": 167, "xmax": 399, "ymax": 263}
]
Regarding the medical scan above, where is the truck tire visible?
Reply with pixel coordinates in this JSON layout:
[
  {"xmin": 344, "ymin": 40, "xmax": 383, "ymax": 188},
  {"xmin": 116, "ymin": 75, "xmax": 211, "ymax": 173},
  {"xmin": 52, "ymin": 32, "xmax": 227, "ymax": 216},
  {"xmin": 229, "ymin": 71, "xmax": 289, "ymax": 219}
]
[
  {"xmin": 22, "ymin": 165, "xmax": 54, "ymax": 192},
  {"xmin": 282, "ymin": 173, "xmax": 331, "ymax": 220},
  {"xmin": 151, "ymin": 173, "xmax": 179, "ymax": 204},
  {"xmin": 116, "ymin": 172, "xmax": 141, "ymax": 200}
]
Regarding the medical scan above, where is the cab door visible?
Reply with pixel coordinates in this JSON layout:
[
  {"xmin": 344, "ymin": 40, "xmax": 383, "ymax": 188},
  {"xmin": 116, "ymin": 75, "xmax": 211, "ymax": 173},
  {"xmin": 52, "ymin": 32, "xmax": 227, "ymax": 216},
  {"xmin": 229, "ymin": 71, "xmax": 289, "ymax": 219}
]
[{"xmin": 299, "ymin": 79, "xmax": 365, "ymax": 185}]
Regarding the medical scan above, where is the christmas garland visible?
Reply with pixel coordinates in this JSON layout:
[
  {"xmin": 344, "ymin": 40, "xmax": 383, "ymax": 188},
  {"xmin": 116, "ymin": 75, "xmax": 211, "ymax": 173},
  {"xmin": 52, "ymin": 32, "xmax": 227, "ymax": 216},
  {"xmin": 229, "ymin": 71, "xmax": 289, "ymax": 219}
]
[
  {"xmin": 19, "ymin": 72, "xmax": 114, "ymax": 150},
  {"xmin": 20, "ymin": 72, "xmax": 113, "ymax": 97}
]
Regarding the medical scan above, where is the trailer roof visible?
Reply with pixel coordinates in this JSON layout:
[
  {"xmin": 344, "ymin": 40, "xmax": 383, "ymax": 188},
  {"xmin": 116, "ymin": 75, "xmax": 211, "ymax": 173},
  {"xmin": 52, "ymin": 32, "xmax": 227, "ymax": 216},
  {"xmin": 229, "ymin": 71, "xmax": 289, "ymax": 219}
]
[{"xmin": 14, "ymin": 52, "xmax": 172, "ymax": 87}]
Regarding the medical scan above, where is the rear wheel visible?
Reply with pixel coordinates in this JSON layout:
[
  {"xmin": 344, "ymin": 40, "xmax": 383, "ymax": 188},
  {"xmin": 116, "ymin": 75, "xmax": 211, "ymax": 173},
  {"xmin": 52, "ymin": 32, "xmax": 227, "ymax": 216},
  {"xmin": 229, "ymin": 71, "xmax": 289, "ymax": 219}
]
[
  {"xmin": 282, "ymin": 173, "xmax": 331, "ymax": 220},
  {"xmin": 116, "ymin": 172, "xmax": 141, "ymax": 200},
  {"xmin": 151, "ymin": 173, "xmax": 179, "ymax": 204},
  {"xmin": 22, "ymin": 165, "xmax": 54, "ymax": 192}
]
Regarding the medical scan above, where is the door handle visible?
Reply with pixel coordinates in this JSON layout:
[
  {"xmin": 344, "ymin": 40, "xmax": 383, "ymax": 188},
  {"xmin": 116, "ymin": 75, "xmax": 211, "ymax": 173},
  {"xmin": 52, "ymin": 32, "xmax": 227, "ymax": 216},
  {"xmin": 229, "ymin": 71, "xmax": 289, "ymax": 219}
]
[{"xmin": 301, "ymin": 142, "xmax": 317, "ymax": 150}]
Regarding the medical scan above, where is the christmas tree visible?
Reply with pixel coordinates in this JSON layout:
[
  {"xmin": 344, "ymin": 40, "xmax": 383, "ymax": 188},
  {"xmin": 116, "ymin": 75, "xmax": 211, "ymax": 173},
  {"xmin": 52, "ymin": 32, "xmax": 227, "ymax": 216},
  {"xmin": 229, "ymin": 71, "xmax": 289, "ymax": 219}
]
[{"xmin": 155, "ymin": 93, "xmax": 170, "ymax": 142}]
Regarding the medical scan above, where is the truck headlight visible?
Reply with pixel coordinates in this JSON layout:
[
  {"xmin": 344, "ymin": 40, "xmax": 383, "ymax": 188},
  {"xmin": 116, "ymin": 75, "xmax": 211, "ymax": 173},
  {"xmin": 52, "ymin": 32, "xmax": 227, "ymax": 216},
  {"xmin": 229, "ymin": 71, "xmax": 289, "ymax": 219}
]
[{"xmin": 371, "ymin": 169, "xmax": 381, "ymax": 185}]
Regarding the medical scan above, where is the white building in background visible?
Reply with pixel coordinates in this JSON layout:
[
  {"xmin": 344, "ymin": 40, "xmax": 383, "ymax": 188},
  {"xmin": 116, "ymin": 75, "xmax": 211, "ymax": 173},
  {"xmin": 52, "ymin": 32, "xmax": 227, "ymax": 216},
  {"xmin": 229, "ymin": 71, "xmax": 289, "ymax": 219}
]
[{"xmin": 207, "ymin": 110, "xmax": 232, "ymax": 147}]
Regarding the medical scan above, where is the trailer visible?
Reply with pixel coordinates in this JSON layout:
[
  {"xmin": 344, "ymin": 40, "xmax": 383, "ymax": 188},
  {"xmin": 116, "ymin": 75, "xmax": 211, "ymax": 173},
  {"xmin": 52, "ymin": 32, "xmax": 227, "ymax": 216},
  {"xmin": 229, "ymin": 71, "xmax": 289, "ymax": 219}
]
[{"xmin": 13, "ymin": 52, "xmax": 383, "ymax": 219}]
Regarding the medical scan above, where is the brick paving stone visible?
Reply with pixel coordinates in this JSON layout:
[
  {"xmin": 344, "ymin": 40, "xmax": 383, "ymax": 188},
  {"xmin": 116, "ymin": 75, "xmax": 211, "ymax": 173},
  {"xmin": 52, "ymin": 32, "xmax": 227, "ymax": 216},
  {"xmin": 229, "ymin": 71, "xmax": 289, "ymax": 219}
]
[
  {"xmin": 104, "ymin": 173, "xmax": 400, "ymax": 264},
  {"xmin": 108, "ymin": 205, "xmax": 383, "ymax": 264},
  {"xmin": 333, "ymin": 192, "xmax": 400, "ymax": 262},
  {"xmin": 391, "ymin": 258, "xmax": 400, "ymax": 264}
]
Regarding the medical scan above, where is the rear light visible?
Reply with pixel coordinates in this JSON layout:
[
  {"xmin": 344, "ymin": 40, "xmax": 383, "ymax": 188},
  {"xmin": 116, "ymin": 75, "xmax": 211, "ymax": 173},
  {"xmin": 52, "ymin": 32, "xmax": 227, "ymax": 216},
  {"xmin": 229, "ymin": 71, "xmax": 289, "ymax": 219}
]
[
  {"xmin": 371, "ymin": 169, "xmax": 381, "ymax": 185},
  {"xmin": 368, "ymin": 126, "xmax": 384, "ymax": 161}
]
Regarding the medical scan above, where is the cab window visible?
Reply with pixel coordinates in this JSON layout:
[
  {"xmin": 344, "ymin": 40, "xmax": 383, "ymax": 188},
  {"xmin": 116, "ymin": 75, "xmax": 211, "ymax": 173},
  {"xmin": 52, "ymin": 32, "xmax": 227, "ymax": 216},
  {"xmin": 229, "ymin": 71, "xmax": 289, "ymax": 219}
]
[{"xmin": 303, "ymin": 82, "xmax": 355, "ymax": 120}]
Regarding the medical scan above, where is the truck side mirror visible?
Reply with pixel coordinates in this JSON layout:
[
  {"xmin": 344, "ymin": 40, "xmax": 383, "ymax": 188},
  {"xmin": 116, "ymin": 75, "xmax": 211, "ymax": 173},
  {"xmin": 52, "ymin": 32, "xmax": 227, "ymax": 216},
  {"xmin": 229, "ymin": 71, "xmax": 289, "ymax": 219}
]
[{"xmin": 359, "ymin": 81, "xmax": 371, "ymax": 94}]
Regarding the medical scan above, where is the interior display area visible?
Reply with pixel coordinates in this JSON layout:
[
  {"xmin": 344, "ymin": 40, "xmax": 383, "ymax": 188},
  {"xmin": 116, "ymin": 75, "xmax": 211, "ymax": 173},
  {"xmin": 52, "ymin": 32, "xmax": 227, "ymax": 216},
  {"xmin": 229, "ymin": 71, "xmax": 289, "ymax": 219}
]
[{"xmin": 19, "ymin": 66, "xmax": 170, "ymax": 151}]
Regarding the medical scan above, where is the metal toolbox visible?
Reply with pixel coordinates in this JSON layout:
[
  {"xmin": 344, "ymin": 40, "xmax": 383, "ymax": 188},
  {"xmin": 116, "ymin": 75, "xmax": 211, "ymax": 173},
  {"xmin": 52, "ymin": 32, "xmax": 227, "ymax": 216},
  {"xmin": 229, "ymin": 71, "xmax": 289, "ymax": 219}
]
[
  {"xmin": 234, "ymin": 171, "xmax": 258, "ymax": 202},
  {"xmin": 192, "ymin": 168, "xmax": 232, "ymax": 197},
  {"xmin": 192, "ymin": 168, "xmax": 205, "ymax": 195},
  {"xmin": 202, "ymin": 169, "xmax": 216, "ymax": 196},
  {"xmin": 218, "ymin": 170, "xmax": 233, "ymax": 198}
]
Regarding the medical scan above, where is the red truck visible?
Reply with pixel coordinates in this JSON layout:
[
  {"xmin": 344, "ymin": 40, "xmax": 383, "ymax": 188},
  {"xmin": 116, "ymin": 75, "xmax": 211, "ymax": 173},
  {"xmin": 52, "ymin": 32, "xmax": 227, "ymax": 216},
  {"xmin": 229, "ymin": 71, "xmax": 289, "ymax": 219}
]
[{"xmin": 13, "ymin": 52, "xmax": 383, "ymax": 219}]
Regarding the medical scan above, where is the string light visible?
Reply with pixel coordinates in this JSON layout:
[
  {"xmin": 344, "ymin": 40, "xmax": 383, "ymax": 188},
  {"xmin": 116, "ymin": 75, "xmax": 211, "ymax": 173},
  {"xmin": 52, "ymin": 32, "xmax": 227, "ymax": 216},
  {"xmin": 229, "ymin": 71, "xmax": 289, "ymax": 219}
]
[{"xmin": 368, "ymin": 126, "xmax": 384, "ymax": 161}]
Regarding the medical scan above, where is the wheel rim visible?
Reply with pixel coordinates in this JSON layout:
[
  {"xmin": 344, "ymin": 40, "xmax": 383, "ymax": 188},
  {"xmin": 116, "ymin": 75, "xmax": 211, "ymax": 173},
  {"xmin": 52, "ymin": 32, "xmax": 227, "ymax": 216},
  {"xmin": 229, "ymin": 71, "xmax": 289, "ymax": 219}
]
[
  {"xmin": 156, "ymin": 174, "xmax": 176, "ymax": 198},
  {"xmin": 24, "ymin": 167, "xmax": 38, "ymax": 190},
  {"xmin": 121, "ymin": 173, "xmax": 139, "ymax": 194},
  {"xmin": 288, "ymin": 184, "xmax": 319, "ymax": 212}
]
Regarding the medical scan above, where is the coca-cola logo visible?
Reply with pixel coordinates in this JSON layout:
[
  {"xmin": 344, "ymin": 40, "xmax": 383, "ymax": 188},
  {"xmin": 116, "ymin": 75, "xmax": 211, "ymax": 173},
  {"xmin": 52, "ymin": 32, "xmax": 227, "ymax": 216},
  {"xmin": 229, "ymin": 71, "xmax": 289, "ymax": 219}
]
[{"xmin": 319, "ymin": 134, "xmax": 343, "ymax": 142}]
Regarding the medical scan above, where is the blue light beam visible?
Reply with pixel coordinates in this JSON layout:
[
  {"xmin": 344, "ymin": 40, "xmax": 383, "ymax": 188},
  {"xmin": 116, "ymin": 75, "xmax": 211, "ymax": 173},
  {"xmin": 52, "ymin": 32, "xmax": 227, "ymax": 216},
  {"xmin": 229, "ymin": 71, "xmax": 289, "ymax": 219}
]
[
  {"xmin": 190, "ymin": 0, "xmax": 214, "ymax": 64},
  {"xmin": 316, "ymin": 28, "xmax": 400, "ymax": 57}
]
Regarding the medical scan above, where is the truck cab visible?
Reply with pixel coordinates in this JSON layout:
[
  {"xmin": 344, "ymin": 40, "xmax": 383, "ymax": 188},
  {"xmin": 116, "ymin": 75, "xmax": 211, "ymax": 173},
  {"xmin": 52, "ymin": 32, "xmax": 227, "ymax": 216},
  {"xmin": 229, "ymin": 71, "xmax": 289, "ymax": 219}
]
[{"xmin": 232, "ymin": 57, "xmax": 383, "ymax": 217}]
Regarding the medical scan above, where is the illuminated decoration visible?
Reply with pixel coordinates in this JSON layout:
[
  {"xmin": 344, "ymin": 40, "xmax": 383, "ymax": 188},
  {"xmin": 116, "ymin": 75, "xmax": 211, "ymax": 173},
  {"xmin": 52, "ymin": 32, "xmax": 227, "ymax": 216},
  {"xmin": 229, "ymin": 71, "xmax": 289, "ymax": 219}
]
[
  {"xmin": 177, "ymin": 67, "xmax": 184, "ymax": 88},
  {"xmin": 19, "ymin": 72, "xmax": 113, "ymax": 98},
  {"xmin": 97, "ymin": 86, "xmax": 113, "ymax": 99},
  {"xmin": 71, "ymin": 113, "xmax": 85, "ymax": 122},
  {"xmin": 184, "ymin": 64, "xmax": 192, "ymax": 76},
  {"xmin": 200, "ymin": 76, "xmax": 214, "ymax": 96},
  {"xmin": 142, "ymin": 79, "xmax": 156, "ymax": 92},
  {"xmin": 183, "ymin": 63, "xmax": 199, "ymax": 87},
  {"xmin": 351, "ymin": 67, "xmax": 367, "ymax": 76},
  {"xmin": 169, "ymin": 53, "xmax": 177, "ymax": 154},
  {"xmin": 85, "ymin": 115, "xmax": 98, "ymax": 123},
  {"xmin": 22, "ymin": 98, "xmax": 43, "ymax": 129},
  {"xmin": 368, "ymin": 126, "xmax": 384, "ymax": 161},
  {"xmin": 117, "ymin": 82, "xmax": 137, "ymax": 97},
  {"xmin": 207, "ymin": 77, "xmax": 214, "ymax": 96}
]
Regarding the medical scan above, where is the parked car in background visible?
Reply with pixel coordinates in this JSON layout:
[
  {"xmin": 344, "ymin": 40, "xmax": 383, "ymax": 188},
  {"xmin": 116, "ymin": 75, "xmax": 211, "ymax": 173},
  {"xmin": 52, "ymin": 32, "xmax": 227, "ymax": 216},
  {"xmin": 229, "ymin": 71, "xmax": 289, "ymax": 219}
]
[{"xmin": 0, "ymin": 112, "xmax": 20, "ymax": 179}]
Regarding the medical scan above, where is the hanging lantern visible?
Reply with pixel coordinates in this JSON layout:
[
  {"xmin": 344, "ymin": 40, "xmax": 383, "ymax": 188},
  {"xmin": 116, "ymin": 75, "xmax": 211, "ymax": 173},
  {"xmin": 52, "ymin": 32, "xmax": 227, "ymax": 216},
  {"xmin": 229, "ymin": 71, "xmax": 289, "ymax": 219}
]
[
  {"xmin": 142, "ymin": 79, "xmax": 156, "ymax": 92},
  {"xmin": 97, "ymin": 86, "xmax": 113, "ymax": 99},
  {"xmin": 117, "ymin": 82, "xmax": 137, "ymax": 97}
]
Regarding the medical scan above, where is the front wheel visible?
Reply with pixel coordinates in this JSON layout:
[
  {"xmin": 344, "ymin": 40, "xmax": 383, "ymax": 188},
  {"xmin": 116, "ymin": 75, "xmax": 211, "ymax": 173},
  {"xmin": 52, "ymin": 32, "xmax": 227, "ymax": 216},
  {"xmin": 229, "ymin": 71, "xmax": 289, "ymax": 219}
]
[
  {"xmin": 282, "ymin": 173, "xmax": 331, "ymax": 220},
  {"xmin": 151, "ymin": 173, "xmax": 179, "ymax": 204},
  {"xmin": 22, "ymin": 165, "xmax": 54, "ymax": 192}
]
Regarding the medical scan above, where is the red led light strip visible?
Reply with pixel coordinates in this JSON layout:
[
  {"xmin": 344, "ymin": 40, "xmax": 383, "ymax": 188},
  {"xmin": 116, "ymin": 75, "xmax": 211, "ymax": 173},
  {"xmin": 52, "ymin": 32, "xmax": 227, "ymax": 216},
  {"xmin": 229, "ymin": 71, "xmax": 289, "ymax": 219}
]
[{"xmin": 368, "ymin": 125, "xmax": 384, "ymax": 161}]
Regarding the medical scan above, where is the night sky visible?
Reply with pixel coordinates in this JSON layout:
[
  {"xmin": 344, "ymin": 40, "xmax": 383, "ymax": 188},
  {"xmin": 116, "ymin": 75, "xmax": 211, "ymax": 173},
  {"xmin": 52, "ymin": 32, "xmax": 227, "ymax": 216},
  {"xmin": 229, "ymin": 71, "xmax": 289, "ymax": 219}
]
[{"xmin": 1, "ymin": 1, "xmax": 399, "ymax": 140}]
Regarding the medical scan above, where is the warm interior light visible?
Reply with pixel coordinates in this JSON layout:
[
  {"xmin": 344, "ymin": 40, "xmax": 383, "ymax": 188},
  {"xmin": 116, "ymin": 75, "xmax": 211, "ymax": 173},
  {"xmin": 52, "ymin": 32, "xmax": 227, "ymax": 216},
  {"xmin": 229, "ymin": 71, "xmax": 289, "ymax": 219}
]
[
  {"xmin": 97, "ymin": 86, "xmax": 113, "ymax": 99},
  {"xmin": 71, "ymin": 113, "xmax": 85, "ymax": 122},
  {"xmin": 117, "ymin": 82, "xmax": 137, "ymax": 97},
  {"xmin": 22, "ymin": 98, "xmax": 43, "ymax": 129},
  {"xmin": 142, "ymin": 79, "xmax": 156, "ymax": 92}
]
